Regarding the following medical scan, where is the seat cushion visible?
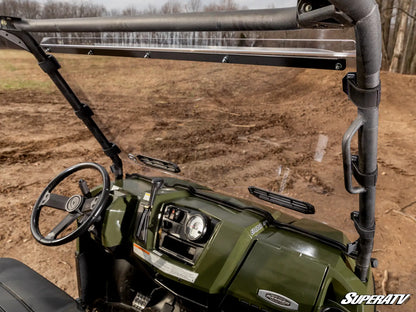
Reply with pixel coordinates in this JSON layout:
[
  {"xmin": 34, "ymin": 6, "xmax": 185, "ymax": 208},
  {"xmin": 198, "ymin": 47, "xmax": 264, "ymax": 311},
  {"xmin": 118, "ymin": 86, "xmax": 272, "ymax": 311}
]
[{"xmin": 0, "ymin": 258, "xmax": 83, "ymax": 312}]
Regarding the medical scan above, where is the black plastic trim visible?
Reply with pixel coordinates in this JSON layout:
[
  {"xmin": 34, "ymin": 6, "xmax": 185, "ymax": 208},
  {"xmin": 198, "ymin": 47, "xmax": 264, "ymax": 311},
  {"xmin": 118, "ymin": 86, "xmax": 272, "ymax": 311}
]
[
  {"xmin": 136, "ymin": 154, "xmax": 180, "ymax": 173},
  {"xmin": 248, "ymin": 186, "xmax": 315, "ymax": 214}
]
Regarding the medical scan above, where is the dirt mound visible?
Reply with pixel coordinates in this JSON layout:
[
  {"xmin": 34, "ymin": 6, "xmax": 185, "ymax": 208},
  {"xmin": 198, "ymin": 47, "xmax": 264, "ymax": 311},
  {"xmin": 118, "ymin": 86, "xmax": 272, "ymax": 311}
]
[{"xmin": 0, "ymin": 50, "xmax": 415, "ymax": 311}]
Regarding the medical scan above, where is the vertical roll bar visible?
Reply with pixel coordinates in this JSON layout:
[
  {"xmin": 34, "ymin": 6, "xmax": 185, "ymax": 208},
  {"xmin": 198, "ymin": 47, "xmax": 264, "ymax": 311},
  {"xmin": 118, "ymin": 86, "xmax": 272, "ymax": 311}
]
[{"xmin": 330, "ymin": 0, "xmax": 382, "ymax": 281}]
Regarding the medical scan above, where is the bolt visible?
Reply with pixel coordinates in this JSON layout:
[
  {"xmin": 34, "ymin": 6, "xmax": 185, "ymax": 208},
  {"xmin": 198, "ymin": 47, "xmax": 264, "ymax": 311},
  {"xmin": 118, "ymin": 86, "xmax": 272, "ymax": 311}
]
[
  {"xmin": 304, "ymin": 4, "xmax": 313, "ymax": 12},
  {"xmin": 335, "ymin": 62, "xmax": 343, "ymax": 70},
  {"xmin": 222, "ymin": 56, "xmax": 230, "ymax": 63},
  {"xmin": 144, "ymin": 52, "xmax": 151, "ymax": 58},
  {"xmin": 87, "ymin": 49, "xmax": 94, "ymax": 55}
]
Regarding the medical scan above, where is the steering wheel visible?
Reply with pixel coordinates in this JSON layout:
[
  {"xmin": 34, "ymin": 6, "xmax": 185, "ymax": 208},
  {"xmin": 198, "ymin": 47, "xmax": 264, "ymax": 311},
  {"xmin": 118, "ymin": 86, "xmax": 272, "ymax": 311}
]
[{"xmin": 31, "ymin": 162, "xmax": 110, "ymax": 246}]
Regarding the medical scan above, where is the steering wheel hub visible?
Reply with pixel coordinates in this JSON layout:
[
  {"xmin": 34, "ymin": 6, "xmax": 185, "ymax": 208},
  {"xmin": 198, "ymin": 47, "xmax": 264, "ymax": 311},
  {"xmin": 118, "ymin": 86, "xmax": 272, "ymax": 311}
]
[{"xmin": 65, "ymin": 195, "xmax": 84, "ymax": 213}]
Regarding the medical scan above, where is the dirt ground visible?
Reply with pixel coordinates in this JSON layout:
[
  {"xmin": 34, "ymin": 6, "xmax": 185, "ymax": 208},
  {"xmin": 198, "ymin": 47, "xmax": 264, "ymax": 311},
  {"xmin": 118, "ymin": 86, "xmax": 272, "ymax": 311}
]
[{"xmin": 0, "ymin": 49, "xmax": 415, "ymax": 311}]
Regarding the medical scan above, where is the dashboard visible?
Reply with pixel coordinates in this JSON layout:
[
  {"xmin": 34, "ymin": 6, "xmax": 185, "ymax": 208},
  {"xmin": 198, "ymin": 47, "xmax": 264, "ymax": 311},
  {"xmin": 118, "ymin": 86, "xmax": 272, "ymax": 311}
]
[{"xmin": 158, "ymin": 204, "xmax": 218, "ymax": 265}]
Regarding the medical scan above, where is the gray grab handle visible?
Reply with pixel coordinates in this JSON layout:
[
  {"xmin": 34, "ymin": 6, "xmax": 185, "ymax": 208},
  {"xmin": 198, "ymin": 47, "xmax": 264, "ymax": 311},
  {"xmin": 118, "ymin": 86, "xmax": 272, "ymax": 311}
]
[{"xmin": 342, "ymin": 115, "xmax": 366, "ymax": 194}]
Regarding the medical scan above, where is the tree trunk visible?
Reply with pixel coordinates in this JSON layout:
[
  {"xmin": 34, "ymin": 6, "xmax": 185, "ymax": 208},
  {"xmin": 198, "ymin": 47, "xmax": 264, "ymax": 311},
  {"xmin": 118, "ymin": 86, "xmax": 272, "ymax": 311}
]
[
  {"xmin": 388, "ymin": 0, "xmax": 401, "ymax": 59},
  {"xmin": 400, "ymin": 1, "xmax": 415, "ymax": 73},
  {"xmin": 390, "ymin": 0, "xmax": 411, "ymax": 72},
  {"xmin": 411, "ymin": 53, "xmax": 416, "ymax": 74},
  {"xmin": 380, "ymin": 0, "xmax": 394, "ymax": 66},
  {"xmin": 411, "ymin": 18, "xmax": 416, "ymax": 74}
]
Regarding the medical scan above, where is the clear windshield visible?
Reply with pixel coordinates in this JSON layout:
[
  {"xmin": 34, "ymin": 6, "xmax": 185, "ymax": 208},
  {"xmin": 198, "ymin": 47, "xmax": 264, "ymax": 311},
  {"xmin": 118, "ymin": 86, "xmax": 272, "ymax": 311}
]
[{"xmin": 48, "ymin": 29, "xmax": 357, "ymax": 224}]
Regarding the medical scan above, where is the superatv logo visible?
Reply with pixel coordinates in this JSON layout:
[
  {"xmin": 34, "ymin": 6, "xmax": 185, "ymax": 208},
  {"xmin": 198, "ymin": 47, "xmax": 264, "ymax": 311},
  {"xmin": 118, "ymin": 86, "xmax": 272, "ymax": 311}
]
[{"xmin": 341, "ymin": 292, "xmax": 411, "ymax": 305}]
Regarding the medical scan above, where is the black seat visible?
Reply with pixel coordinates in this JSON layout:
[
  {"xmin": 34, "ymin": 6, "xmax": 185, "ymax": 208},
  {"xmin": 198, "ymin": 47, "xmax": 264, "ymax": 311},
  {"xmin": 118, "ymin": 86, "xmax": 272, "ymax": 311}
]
[{"xmin": 0, "ymin": 258, "xmax": 83, "ymax": 312}]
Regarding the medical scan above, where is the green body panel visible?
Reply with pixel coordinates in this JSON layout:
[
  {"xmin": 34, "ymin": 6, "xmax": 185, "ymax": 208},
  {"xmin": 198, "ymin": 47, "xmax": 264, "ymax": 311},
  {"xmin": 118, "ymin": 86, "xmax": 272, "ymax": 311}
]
[
  {"xmin": 315, "ymin": 261, "xmax": 374, "ymax": 312},
  {"xmin": 101, "ymin": 194, "xmax": 132, "ymax": 248},
  {"xmin": 290, "ymin": 218, "xmax": 350, "ymax": 245},
  {"xmin": 98, "ymin": 176, "xmax": 374, "ymax": 311},
  {"xmin": 227, "ymin": 235, "xmax": 328, "ymax": 312},
  {"xmin": 227, "ymin": 225, "xmax": 374, "ymax": 312}
]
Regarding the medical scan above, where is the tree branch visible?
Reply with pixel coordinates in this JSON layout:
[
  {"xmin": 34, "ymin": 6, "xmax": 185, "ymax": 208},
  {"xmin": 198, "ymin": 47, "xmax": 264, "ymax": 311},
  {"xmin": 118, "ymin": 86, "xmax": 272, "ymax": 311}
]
[{"xmin": 383, "ymin": 7, "xmax": 416, "ymax": 20}]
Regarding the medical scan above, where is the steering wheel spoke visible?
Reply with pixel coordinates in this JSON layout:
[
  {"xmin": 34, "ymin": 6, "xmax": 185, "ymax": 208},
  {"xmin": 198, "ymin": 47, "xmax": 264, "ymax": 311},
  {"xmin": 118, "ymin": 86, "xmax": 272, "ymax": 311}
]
[
  {"xmin": 45, "ymin": 212, "xmax": 82, "ymax": 240},
  {"xmin": 40, "ymin": 192, "xmax": 69, "ymax": 211},
  {"xmin": 81, "ymin": 196, "xmax": 100, "ymax": 213}
]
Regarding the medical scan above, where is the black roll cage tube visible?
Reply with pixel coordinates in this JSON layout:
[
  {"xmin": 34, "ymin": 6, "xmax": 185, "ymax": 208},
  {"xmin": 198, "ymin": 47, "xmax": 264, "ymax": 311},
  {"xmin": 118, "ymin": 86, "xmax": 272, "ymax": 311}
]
[{"xmin": 0, "ymin": 0, "xmax": 382, "ymax": 282}]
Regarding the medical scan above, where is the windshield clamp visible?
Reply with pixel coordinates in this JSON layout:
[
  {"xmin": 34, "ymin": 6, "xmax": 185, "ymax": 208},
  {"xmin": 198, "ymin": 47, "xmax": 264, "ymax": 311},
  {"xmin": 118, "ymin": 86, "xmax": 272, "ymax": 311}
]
[
  {"xmin": 104, "ymin": 143, "xmax": 121, "ymax": 159},
  {"xmin": 347, "ymin": 211, "xmax": 377, "ymax": 267},
  {"xmin": 350, "ymin": 211, "xmax": 375, "ymax": 240},
  {"xmin": 343, "ymin": 73, "xmax": 381, "ymax": 109},
  {"xmin": 75, "ymin": 103, "xmax": 94, "ymax": 120},
  {"xmin": 351, "ymin": 155, "xmax": 378, "ymax": 188},
  {"xmin": 38, "ymin": 55, "xmax": 61, "ymax": 74}
]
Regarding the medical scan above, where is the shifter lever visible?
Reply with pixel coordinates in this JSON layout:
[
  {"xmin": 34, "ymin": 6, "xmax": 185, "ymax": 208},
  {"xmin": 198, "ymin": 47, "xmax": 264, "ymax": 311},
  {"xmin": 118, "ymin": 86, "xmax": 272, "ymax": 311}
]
[
  {"xmin": 148, "ymin": 178, "xmax": 164, "ymax": 210},
  {"xmin": 137, "ymin": 178, "xmax": 164, "ymax": 244}
]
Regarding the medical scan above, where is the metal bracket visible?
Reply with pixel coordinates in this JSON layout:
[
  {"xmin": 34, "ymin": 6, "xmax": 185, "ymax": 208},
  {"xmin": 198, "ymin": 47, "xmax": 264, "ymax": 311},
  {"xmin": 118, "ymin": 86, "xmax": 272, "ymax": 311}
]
[
  {"xmin": 0, "ymin": 16, "xmax": 21, "ymax": 30},
  {"xmin": 0, "ymin": 17, "xmax": 29, "ymax": 50},
  {"xmin": 297, "ymin": 1, "xmax": 353, "ymax": 28},
  {"xmin": 346, "ymin": 239, "xmax": 359, "ymax": 257},
  {"xmin": 0, "ymin": 30, "xmax": 29, "ymax": 51},
  {"xmin": 346, "ymin": 238, "xmax": 378, "ymax": 268}
]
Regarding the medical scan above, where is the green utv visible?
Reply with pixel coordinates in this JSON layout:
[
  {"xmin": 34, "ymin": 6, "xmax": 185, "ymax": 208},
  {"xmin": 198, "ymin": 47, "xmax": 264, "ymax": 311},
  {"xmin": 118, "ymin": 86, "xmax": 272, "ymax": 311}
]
[{"xmin": 0, "ymin": 0, "xmax": 382, "ymax": 311}]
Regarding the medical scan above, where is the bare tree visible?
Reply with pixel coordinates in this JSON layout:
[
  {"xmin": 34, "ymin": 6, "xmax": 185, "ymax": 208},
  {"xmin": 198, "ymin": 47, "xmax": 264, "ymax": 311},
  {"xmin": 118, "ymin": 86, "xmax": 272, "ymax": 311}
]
[
  {"xmin": 389, "ymin": 0, "xmax": 411, "ymax": 72},
  {"xmin": 376, "ymin": 0, "xmax": 416, "ymax": 74},
  {"xmin": 161, "ymin": 0, "xmax": 182, "ymax": 14},
  {"xmin": 0, "ymin": 0, "xmax": 40, "ymax": 18},
  {"xmin": 204, "ymin": 0, "xmax": 238, "ymax": 12},
  {"xmin": 122, "ymin": 5, "xmax": 140, "ymax": 16},
  {"xmin": 76, "ymin": 2, "xmax": 106, "ymax": 18},
  {"xmin": 0, "ymin": 0, "xmax": 19, "ymax": 16},
  {"xmin": 377, "ymin": 0, "xmax": 393, "ymax": 66},
  {"xmin": 19, "ymin": 0, "xmax": 41, "ymax": 18},
  {"xmin": 185, "ymin": 0, "xmax": 201, "ymax": 12},
  {"xmin": 400, "ymin": 0, "xmax": 415, "ymax": 73}
]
